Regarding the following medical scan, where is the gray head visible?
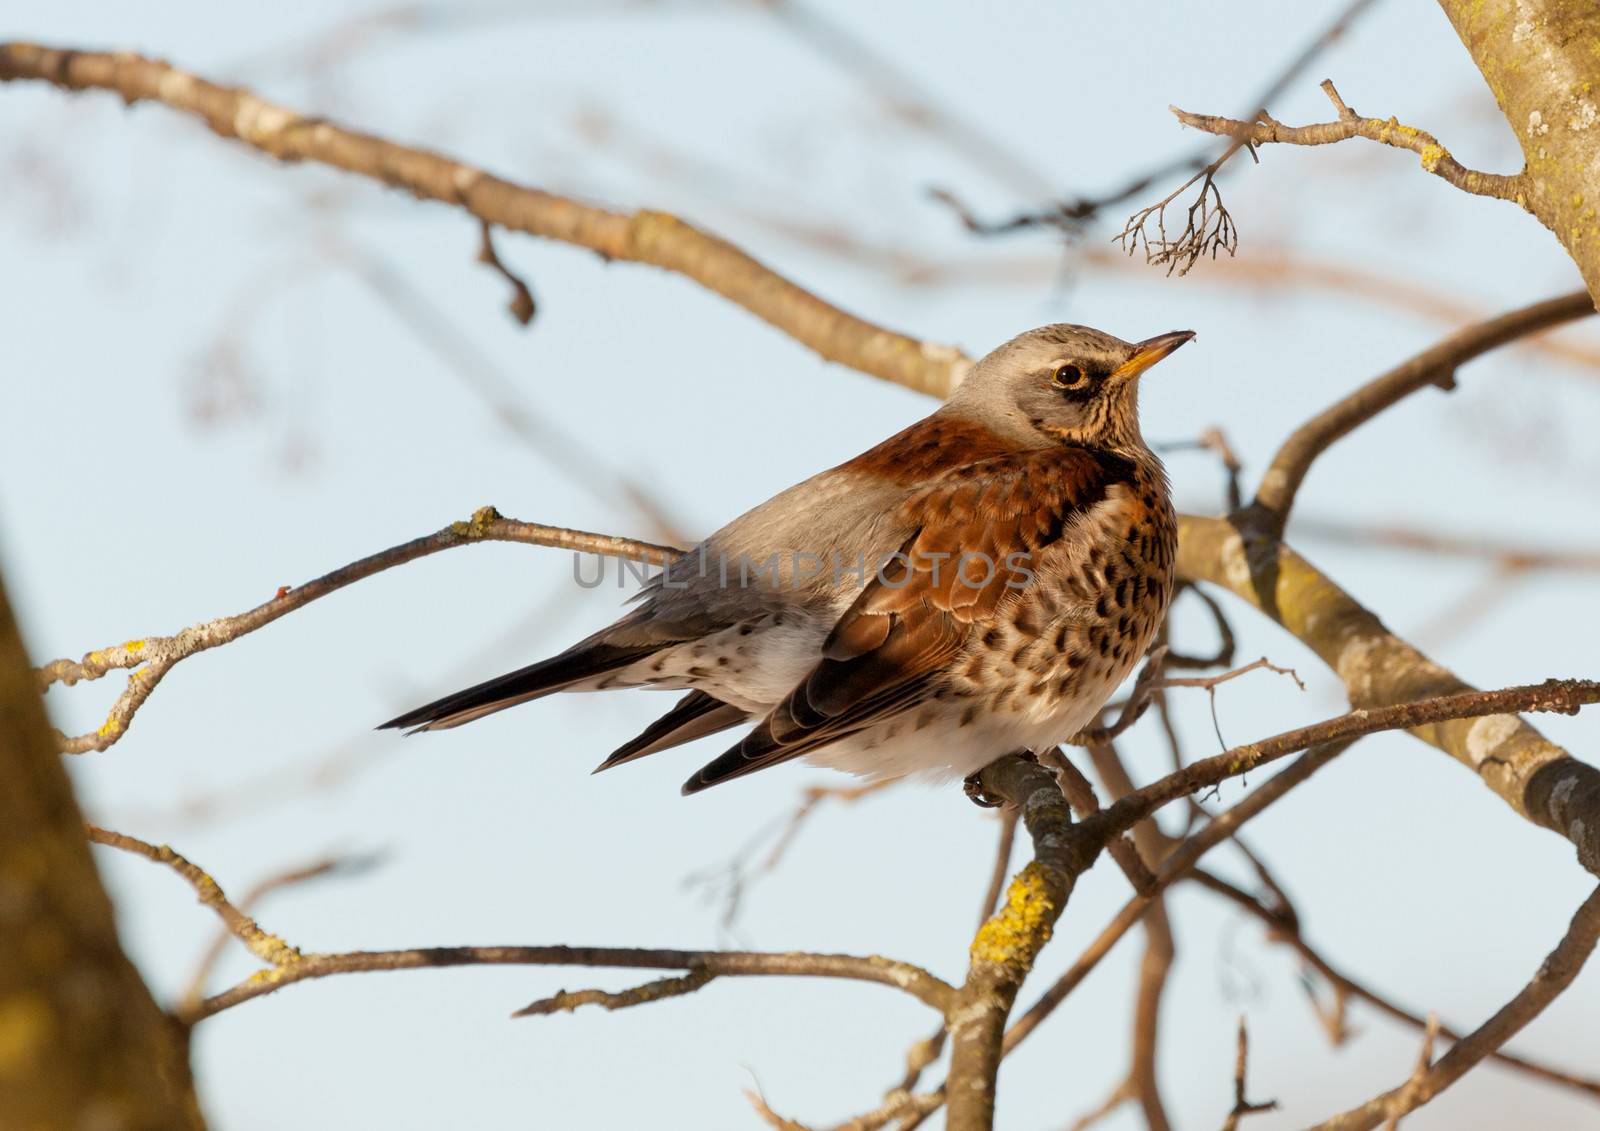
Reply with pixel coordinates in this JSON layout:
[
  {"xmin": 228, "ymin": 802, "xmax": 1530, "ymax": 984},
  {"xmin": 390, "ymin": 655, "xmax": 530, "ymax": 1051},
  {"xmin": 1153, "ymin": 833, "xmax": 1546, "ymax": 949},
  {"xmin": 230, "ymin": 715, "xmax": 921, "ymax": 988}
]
[{"xmin": 949, "ymin": 323, "xmax": 1195, "ymax": 449}]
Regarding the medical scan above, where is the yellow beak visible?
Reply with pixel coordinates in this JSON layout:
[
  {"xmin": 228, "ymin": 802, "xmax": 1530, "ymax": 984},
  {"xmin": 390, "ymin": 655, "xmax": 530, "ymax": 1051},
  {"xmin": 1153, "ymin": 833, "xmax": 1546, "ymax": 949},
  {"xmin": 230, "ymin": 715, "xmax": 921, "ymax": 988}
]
[{"xmin": 1110, "ymin": 330, "xmax": 1196, "ymax": 382}]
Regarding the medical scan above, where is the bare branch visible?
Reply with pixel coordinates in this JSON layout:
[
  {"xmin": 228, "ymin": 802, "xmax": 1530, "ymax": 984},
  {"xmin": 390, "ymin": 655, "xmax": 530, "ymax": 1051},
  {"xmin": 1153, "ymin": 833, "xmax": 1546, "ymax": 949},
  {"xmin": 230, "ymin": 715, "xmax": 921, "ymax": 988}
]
[
  {"xmin": 1308, "ymin": 886, "xmax": 1600, "ymax": 1131},
  {"xmin": 934, "ymin": 0, "xmax": 1379, "ymax": 238},
  {"xmin": 186, "ymin": 944, "xmax": 954, "ymax": 1026},
  {"xmin": 685, "ymin": 778, "xmax": 896, "ymax": 929},
  {"xmin": 945, "ymin": 756, "xmax": 1100, "ymax": 1131},
  {"xmin": 1293, "ymin": 517, "xmax": 1600, "ymax": 573},
  {"xmin": 903, "ymin": 744, "xmax": 1349, "ymax": 1130},
  {"xmin": 1177, "ymin": 514, "xmax": 1600, "ymax": 875},
  {"xmin": 1172, "ymin": 79, "xmax": 1528, "ymax": 204},
  {"xmin": 1437, "ymin": 0, "xmax": 1600, "ymax": 307},
  {"xmin": 819, "ymin": 1089, "xmax": 945, "ymax": 1131},
  {"xmin": 1041, "ymin": 746, "xmax": 1155, "ymax": 894},
  {"xmin": 1084, "ymin": 680, "xmax": 1600, "ymax": 847},
  {"xmin": 1116, "ymin": 157, "xmax": 1239, "ymax": 277},
  {"xmin": 87, "ymin": 826, "xmax": 303, "ymax": 970},
  {"xmin": 475, "ymin": 220, "xmax": 536, "ymax": 326},
  {"xmin": 1219, "ymin": 1017, "xmax": 1278, "ymax": 1130},
  {"xmin": 1252, "ymin": 290, "xmax": 1594, "ymax": 529},
  {"xmin": 1163, "ymin": 583, "xmax": 1238, "ymax": 672},
  {"xmin": 1066, "ymin": 647, "xmax": 1171, "ymax": 746},
  {"xmin": 179, "ymin": 851, "xmax": 382, "ymax": 1013},
  {"xmin": 37, "ymin": 506, "xmax": 678, "ymax": 753},
  {"xmin": 514, "ymin": 969, "xmax": 717, "ymax": 1017},
  {"xmin": 1006, "ymin": 743, "xmax": 1350, "ymax": 1057},
  {"xmin": 0, "ymin": 43, "xmax": 972, "ymax": 397},
  {"xmin": 1066, "ymin": 900, "xmax": 1177, "ymax": 1131}
]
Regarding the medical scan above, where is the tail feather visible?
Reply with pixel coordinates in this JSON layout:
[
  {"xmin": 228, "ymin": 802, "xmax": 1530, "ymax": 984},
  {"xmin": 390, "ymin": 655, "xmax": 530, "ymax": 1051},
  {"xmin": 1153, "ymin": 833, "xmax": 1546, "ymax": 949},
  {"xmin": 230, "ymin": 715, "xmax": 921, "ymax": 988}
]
[
  {"xmin": 594, "ymin": 690, "xmax": 747, "ymax": 772},
  {"xmin": 378, "ymin": 643, "xmax": 652, "ymax": 733}
]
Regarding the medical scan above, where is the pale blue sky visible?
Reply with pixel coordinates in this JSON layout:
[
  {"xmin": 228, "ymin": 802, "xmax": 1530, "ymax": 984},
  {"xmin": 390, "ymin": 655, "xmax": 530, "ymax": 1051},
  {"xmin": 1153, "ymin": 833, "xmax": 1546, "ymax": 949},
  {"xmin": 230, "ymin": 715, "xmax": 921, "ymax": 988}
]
[{"xmin": 4, "ymin": 2, "xmax": 1599, "ymax": 1128}]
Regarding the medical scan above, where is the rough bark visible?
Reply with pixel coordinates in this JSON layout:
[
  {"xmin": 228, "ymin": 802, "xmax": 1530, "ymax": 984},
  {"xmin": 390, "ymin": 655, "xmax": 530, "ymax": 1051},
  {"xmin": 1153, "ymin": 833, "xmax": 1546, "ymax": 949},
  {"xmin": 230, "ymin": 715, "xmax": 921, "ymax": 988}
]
[
  {"xmin": 0, "ymin": 574, "xmax": 205, "ymax": 1130},
  {"xmin": 1177, "ymin": 515, "xmax": 1600, "ymax": 874},
  {"xmin": 1437, "ymin": 0, "xmax": 1600, "ymax": 307}
]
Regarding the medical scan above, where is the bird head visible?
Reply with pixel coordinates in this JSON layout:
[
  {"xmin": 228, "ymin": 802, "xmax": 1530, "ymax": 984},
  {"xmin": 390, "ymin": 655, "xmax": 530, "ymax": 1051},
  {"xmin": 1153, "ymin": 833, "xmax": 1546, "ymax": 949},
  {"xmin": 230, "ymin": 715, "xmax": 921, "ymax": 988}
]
[{"xmin": 952, "ymin": 323, "xmax": 1195, "ymax": 450}]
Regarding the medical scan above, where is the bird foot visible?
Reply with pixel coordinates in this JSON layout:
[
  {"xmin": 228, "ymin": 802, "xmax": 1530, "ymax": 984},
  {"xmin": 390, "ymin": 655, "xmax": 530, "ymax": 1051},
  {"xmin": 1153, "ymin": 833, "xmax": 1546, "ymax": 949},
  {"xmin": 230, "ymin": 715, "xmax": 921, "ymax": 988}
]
[
  {"xmin": 964, "ymin": 751, "xmax": 1040, "ymax": 808},
  {"xmin": 963, "ymin": 771, "xmax": 1003, "ymax": 808}
]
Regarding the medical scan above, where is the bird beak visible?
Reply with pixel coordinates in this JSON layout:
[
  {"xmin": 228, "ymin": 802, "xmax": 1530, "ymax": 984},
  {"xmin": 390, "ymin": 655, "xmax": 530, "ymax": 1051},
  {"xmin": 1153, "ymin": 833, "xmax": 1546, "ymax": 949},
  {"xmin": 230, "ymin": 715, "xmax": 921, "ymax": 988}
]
[{"xmin": 1110, "ymin": 330, "xmax": 1196, "ymax": 382}]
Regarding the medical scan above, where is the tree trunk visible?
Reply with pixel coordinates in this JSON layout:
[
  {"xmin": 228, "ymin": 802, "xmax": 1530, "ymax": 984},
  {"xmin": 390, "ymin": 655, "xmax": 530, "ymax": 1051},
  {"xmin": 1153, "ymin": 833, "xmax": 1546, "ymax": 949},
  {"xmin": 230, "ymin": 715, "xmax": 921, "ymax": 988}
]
[
  {"xmin": 0, "ymin": 574, "xmax": 205, "ymax": 1130},
  {"xmin": 1438, "ymin": 0, "xmax": 1600, "ymax": 307}
]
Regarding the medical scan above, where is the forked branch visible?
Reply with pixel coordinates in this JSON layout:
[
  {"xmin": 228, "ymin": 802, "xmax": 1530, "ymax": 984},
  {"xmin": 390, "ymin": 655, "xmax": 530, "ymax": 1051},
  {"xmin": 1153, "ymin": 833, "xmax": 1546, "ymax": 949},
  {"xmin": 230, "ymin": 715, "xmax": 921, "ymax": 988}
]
[
  {"xmin": 1308, "ymin": 886, "xmax": 1600, "ymax": 1130},
  {"xmin": 1173, "ymin": 80, "xmax": 1527, "ymax": 205},
  {"xmin": 37, "ymin": 506, "xmax": 677, "ymax": 753}
]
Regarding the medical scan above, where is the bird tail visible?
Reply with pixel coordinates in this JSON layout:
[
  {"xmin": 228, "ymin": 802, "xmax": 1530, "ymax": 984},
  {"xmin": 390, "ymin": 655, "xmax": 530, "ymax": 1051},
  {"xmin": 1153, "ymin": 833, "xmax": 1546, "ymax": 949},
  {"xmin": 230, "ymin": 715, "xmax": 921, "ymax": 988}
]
[
  {"xmin": 593, "ymin": 690, "xmax": 747, "ymax": 772},
  {"xmin": 378, "ymin": 643, "xmax": 651, "ymax": 734}
]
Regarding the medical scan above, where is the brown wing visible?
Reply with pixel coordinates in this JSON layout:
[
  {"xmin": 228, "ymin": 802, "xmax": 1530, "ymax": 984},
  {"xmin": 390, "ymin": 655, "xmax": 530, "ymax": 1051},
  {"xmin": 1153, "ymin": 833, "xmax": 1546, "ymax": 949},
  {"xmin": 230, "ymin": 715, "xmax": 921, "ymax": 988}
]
[{"xmin": 681, "ymin": 446, "xmax": 1135, "ymax": 794}]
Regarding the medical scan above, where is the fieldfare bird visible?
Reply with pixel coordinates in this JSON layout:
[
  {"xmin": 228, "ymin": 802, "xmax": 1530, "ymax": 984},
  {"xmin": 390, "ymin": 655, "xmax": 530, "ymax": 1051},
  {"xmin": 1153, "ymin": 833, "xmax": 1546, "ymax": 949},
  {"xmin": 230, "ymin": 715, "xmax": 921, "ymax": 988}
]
[{"xmin": 381, "ymin": 324, "xmax": 1192, "ymax": 795}]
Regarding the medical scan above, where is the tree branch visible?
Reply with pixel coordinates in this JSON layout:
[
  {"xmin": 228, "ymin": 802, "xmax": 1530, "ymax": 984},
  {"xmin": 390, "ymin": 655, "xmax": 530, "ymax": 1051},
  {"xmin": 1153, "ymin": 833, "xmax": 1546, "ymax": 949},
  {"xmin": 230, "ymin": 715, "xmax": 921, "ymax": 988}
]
[
  {"xmin": 902, "ymin": 744, "xmax": 1349, "ymax": 1131},
  {"xmin": 1436, "ymin": 0, "xmax": 1600, "ymax": 307},
  {"xmin": 0, "ymin": 42, "xmax": 971, "ymax": 397},
  {"xmin": 1195, "ymin": 868, "xmax": 1600, "ymax": 1100},
  {"xmin": 1308, "ymin": 885, "xmax": 1600, "ymax": 1130},
  {"xmin": 37, "ymin": 505, "xmax": 677, "ymax": 753},
  {"xmin": 1173, "ymin": 79, "xmax": 1527, "ymax": 203},
  {"xmin": 945, "ymin": 755, "xmax": 1100, "ymax": 1131},
  {"xmin": 179, "ymin": 851, "xmax": 380, "ymax": 1013},
  {"xmin": 1005, "ymin": 743, "xmax": 1350, "ymax": 1056},
  {"xmin": 1083, "ymin": 680, "xmax": 1600, "ymax": 848},
  {"xmin": 184, "ymin": 943, "xmax": 954, "ymax": 1025},
  {"xmin": 0, "ymin": 578, "xmax": 204, "ymax": 1127},
  {"xmin": 513, "ymin": 969, "xmax": 717, "ymax": 1017},
  {"xmin": 88, "ymin": 826, "xmax": 303, "ymax": 970},
  {"xmin": 1177, "ymin": 515, "xmax": 1600, "ymax": 875},
  {"xmin": 1252, "ymin": 290, "xmax": 1594, "ymax": 530}
]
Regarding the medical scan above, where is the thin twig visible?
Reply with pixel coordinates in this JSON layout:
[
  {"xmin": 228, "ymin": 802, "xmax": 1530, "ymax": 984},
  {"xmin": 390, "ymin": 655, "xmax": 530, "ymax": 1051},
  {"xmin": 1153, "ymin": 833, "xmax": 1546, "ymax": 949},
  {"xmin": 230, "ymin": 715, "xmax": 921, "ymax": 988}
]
[
  {"xmin": 185, "ymin": 944, "xmax": 955, "ymax": 1026},
  {"xmin": 1308, "ymin": 886, "xmax": 1600, "ymax": 1130},
  {"xmin": 684, "ymin": 779, "xmax": 896, "ymax": 929},
  {"xmin": 1292, "ymin": 517, "xmax": 1600, "ymax": 573},
  {"xmin": 475, "ymin": 220, "xmax": 536, "ymax": 325},
  {"xmin": 86, "ymin": 827, "xmax": 302, "ymax": 970},
  {"xmin": 1251, "ymin": 290, "xmax": 1594, "ymax": 529},
  {"xmin": 1176, "ymin": 513, "xmax": 1600, "ymax": 876},
  {"xmin": 935, "ymin": 0, "xmax": 1379, "ymax": 237},
  {"xmin": 514, "ymin": 968, "xmax": 717, "ymax": 1017},
  {"xmin": 1173, "ymin": 79, "xmax": 1527, "ymax": 205},
  {"xmin": 945, "ymin": 757, "xmax": 1099, "ymax": 1131},
  {"xmin": 37, "ymin": 507, "xmax": 680, "ymax": 753},
  {"xmin": 1219, "ymin": 1017, "xmax": 1278, "ymax": 1130},
  {"xmin": 909, "ymin": 743, "xmax": 1350, "ymax": 1130},
  {"xmin": 1083, "ymin": 679, "xmax": 1600, "ymax": 845},
  {"xmin": 0, "ymin": 43, "xmax": 973, "ymax": 397},
  {"xmin": 179, "ymin": 851, "xmax": 382, "ymax": 1012}
]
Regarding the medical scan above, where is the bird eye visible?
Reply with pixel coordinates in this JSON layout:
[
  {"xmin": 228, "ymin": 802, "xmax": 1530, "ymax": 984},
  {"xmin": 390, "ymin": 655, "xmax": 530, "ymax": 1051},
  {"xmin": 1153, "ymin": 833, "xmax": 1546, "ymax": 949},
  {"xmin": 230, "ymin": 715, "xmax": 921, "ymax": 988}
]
[{"xmin": 1050, "ymin": 363, "xmax": 1088, "ymax": 390}]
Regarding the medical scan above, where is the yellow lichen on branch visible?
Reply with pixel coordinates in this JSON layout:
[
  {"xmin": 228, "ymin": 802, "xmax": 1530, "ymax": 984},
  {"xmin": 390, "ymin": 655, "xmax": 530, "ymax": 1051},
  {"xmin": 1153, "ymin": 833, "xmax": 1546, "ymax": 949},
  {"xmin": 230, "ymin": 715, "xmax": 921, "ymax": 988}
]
[{"xmin": 970, "ymin": 862, "xmax": 1057, "ymax": 970}]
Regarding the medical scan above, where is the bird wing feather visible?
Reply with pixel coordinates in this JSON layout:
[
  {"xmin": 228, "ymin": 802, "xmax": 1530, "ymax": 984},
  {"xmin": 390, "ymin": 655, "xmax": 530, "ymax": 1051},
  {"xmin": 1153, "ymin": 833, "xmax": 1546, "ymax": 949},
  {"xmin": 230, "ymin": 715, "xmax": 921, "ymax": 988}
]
[{"xmin": 682, "ymin": 446, "xmax": 1134, "ymax": 793}]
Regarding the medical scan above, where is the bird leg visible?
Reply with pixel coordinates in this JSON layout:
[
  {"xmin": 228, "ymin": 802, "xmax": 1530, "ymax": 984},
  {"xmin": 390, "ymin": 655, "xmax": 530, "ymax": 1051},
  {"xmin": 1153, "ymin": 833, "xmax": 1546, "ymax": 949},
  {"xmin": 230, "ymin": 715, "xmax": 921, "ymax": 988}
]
[
  {"xmin": 963, "ymin": 751, "xmax": 1038, "ymax": 807},
  {"xmin": 963, "ymin": 773, "xmax": 1003, "ymax": 808}
]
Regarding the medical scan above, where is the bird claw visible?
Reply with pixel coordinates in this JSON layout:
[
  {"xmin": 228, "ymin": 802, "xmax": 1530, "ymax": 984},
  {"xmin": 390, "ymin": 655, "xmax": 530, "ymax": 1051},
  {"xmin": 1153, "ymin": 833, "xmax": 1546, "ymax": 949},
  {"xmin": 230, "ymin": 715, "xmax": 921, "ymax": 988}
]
[
  {"xmin": 965, "ymin": 751, "xmax": 1040, "ymax": 808},
  {"xmin": 963, "ymin": 772, "xmax": 1003, "ymax": 808}
]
